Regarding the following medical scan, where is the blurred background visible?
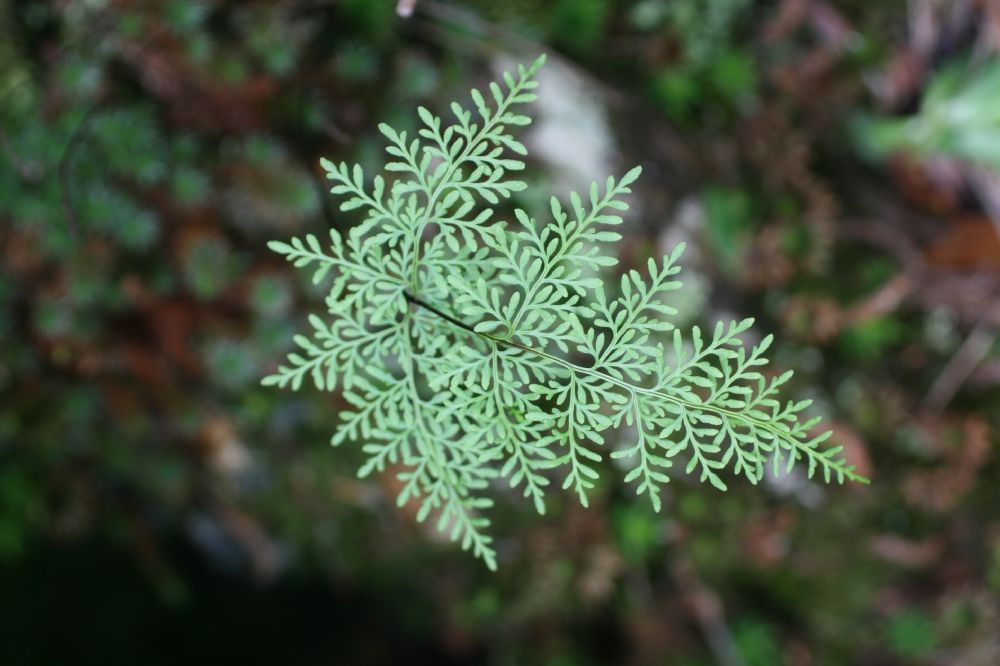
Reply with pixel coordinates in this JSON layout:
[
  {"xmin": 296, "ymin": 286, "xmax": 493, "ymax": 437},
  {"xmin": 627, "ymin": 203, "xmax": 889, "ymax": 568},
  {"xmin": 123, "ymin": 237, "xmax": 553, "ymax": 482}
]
[{"xmin": 1, "ymin": 0, "xmax": 999, "ymax": 664}]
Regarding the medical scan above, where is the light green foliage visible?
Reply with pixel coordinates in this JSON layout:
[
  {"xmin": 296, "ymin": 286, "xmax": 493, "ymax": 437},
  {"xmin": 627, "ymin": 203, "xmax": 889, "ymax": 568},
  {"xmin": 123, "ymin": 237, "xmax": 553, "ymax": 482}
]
[{"xmin": 264, "ymin": 57, "xmax": 867, "ymax": 569}]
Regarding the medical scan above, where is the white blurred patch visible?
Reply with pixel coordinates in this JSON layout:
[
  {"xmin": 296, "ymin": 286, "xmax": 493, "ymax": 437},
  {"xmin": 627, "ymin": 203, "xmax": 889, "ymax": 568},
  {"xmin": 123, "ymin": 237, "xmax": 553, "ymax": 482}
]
[
  {"xmin": 495, "ymin": 55, "xmax": 615, "ymax": 195},
  {"xmin": 396, "ymin": 0, "xmax": 417, "ymax": 18},
  {"xmin": 658, "ymin": 196, "xmax": 709, "ymax": 327}
]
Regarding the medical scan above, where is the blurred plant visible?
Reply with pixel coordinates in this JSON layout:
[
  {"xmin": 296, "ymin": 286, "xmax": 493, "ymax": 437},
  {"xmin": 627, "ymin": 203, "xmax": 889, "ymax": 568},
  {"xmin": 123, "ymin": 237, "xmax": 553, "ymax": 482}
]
[
  {"xmin": 990, "ymin": 540, "xmax": 1000, "ymax": 591},
  {"xmin": 664, "ymin": 0, "xmax": 751, "ymax": 70},
  {"xmin": 612, "ymin": 503, "xmax": 662, "ymax": 565},
  {"xmin": 206, "ymin": 340, "xmax": 260, "ymax": 392},
  {"xmin": 549, "ymin": 0, "xmax": 610, "ymax": 53},
  {"xmin": 222, "ymin": 136, "xmax": 320, "ymax": 233},
  {"xmin": 702, "ymin": 186, "xmax": 753, "ymax": 277},
  {"xmin": 886, "ymin": 609, "xmax": 939, "ymax": 660},
  {"xmin": 250, "ymin": 274, "xmax": 294, "ymax": 318},
  {"xmin": 732, "ymin": 617, "xmax": 784, "ymax": 666},
  {"xmin": 644, "ymin": 0, "xmax": 756, "ymax": 119},
  {"xmin": 181, "ymin": 235, "xmax": 244, "ymax": 300},
  {"xmin": 0, "ymin": 467, "xmax": 42, "ymax": 560},
  {"xmin": 265, "ymin": 58, "xmax": 866, "ymax": 569},
  {"xmin": 856, "ymin": 59, "xmax": 1000, "ymax": 169}
]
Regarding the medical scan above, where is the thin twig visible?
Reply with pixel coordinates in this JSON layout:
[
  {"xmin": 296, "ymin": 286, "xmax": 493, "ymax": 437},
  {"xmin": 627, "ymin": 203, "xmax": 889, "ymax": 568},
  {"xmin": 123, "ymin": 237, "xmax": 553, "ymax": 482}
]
[
  {"xmin": 670, "ymin": 553, "xmax": 747, "ymax": 666},
  {"xmin": 923, "ymin": 318, "xmax": 999, "ymax": 415},
  {"xmin": 414, "ymin": 1, "xmax": 621, "ymax": 102},
  {"xmin": 311, "ymin": 170, "xmax": 339, "ymax": 228},
  {"xmin": 58, "ymin": 102, "xmax": 100, "ymax": 239},
  {"xmin": 321, "ymin": 119, "xmax": 350, "ymax": 144},
  {"xmin": 417, "ymin": 0, "xmax": 538, "ymax": 51},
  {"xmin": 404, "ymin": 291, "xmax": 479, "ymax": 335},
  {"xmin": 404, "ymin": 291, "xmax": 867, "ymax": 483}
]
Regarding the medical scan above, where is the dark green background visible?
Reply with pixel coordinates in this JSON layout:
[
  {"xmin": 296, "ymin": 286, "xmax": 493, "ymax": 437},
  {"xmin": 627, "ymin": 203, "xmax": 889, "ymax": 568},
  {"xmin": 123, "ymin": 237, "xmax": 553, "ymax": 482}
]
[{"xmin": 2, "ymin": 1, "xmax": 999, "ymax": 664}]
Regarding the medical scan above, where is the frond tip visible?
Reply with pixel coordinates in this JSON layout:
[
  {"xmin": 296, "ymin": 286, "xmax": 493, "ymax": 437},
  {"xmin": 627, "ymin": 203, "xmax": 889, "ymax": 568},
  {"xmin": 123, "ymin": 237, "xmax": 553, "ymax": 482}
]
[{"xmin": 263, "ymin": 55, "xmax": 869, "ymax": 569}]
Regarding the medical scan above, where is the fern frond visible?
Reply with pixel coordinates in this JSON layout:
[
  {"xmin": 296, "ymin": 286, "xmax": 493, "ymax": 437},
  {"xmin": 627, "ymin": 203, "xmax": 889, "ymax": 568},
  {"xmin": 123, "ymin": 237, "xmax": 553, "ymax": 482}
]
[{"xmin": 265, "ymin": 55, "xmax": 868, "ymax": 570}]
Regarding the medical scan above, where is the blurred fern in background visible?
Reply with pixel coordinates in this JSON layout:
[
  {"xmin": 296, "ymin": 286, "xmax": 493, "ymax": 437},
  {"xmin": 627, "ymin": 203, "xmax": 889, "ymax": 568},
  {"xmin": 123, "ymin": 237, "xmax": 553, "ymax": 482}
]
[{"xmin": 856, "ymin": 59, "xmax": 1000, "ymax": 169}]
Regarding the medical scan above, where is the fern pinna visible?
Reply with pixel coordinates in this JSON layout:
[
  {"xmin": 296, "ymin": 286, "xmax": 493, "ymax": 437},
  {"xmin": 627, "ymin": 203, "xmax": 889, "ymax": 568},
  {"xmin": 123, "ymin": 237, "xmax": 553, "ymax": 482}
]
[{"xmin": 264, "ymin": 56, "xmax": 868, "ymax": 570}]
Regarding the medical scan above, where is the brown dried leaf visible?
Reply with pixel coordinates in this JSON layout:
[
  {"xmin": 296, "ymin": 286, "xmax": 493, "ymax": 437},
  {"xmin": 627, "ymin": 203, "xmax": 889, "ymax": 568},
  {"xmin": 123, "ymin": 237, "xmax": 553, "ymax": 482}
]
[{"xmin": 926, "ymin": 217, "xmax": 1000, "ymax": 271}]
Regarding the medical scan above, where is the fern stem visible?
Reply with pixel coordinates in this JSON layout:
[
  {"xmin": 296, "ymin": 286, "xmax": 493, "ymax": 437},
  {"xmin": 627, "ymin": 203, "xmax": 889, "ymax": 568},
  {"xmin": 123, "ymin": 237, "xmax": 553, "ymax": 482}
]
[
  {"xmin": 403, "ymin": 291, "xmax": 479, "ymax": 334},
  {"xmin": 402, "ymin": 307, "xmax": 498, "ymax": 567},
  {"xmin": 404, "ymin": 292, "xmax": 867, "ymax": 484},
  {"xmin": 507, "ymin": 193, "xmax": 610, "ymax": 333},
  {"xmin": 407, "ymin": 63, "xmax": 541, "ymax": 291}
]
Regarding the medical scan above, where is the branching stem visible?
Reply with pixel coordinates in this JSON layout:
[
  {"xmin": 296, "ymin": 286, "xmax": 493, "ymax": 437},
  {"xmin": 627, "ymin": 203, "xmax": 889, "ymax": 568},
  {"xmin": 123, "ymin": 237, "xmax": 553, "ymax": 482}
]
[
  {"xmin": 404, "ymin": 291, "xmax": 868, "ymax": 483},
  {"xmin": 407, "ymin": 62, "xmax": 541, "ymax": 290}
]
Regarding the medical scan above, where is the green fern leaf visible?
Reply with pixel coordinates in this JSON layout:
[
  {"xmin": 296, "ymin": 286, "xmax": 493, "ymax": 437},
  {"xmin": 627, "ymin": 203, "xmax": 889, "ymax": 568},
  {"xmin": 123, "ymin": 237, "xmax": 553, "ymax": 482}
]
[{"xmin": 264, "ymin": 55, "xmax": 868, "ymax": 570}]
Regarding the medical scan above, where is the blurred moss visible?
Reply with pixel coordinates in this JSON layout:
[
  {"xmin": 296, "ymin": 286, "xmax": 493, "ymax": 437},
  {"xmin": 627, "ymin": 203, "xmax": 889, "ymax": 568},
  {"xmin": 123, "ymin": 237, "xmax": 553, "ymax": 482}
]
[
  {"xmin": 172, "ymin": 167, "xmax": 212, "ymax": 207},
  {"xmin": 989, "ymin": 540, "xmax": 1000, "ymax": 591},
  {"xmin": 652, "ymin": 69, "xmax": 699, "ymax": 120},
  {"xmin": 703, "ymin": 186, "xmax": 753, "ymax": 276},
  {"xmin": 708, "ymin": 49, "xmax": 756, "ymax": 104},
  {"xmin": 338, "ymin": 0, "xmax": 397, "ymax": 41},
  {"xmin": 733, "ymin": 618, "xmax": 784, "ymax": 666},
  {"xmin": 205, "ymin": 339, "xmax": 260, "ymax": 391},
  {"xmin": 886, "ymin": 609, "xmax": 939, "ymax": 660},
  {"xmin": 336, "ymin": 43, "xmax": 381, "ymax": 82},
  {"xmin": 837, "ymin": 316, "xmax": 906, "ymax": 362},
  {"xmin": 163, "ymin": 0, "xmax": 210, "ymax": 33},
  {"xmin": 666, "ymin": 0, "xmax": 750, "ymax": 69},
  {"xmin": 612, "ymin": 503, "xmax": 662, "ymax": 565},
  {"xmin": 460, "ymin": 586, "xmax": 503, "ymax": 626},
  {"xmin": 549, "ymin": 0, "xmax": 610, "ymax": 53},
  {"xmin": 0, "ymin": 468, "xmax": 42, "ymax": 560},
  {"xmin": 250, "ymin": 274, "xmax": 293, "ymax": 318},
  {"xmin": 181, "ymin": 236, "xmax": 244, "ymax": 300}
]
